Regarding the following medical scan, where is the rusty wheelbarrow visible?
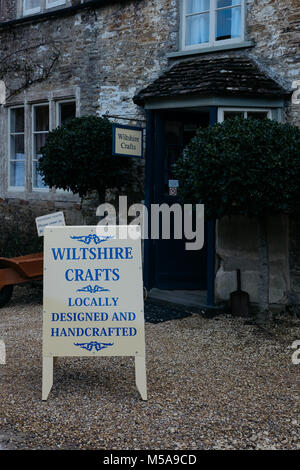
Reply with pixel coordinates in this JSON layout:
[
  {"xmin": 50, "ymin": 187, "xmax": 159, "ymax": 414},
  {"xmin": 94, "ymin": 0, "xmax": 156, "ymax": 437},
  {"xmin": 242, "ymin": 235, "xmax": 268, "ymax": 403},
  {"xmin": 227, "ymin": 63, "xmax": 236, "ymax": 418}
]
[{"xmin": 0, "ymin": 253, "xmax": 43, "ymax": 307}]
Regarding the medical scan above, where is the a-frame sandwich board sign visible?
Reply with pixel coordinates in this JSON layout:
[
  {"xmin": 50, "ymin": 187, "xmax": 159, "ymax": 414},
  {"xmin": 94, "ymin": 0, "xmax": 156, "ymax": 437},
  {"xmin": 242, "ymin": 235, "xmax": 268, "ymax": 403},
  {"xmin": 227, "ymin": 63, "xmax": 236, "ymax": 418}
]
[{"xmin": 42, "ymin": 225, "xmax": 147, "ymax": 401}]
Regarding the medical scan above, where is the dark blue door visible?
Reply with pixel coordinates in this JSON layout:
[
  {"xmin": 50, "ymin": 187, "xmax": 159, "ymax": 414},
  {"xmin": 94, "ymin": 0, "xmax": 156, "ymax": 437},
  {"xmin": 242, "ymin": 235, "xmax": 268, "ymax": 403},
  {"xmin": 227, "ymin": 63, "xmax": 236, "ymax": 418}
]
[{"xmin": 150, "ymin": 110, "xmax": 210, "ymax": 290}]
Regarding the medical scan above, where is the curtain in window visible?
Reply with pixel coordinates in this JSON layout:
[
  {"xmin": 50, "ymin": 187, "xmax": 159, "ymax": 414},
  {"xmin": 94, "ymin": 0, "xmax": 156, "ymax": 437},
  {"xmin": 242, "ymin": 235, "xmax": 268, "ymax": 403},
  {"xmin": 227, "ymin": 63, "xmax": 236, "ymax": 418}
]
[
  {"xmin": 10, "ymin": 136, "xmax": 25, "ymax": 187},
  {"xmin": 186, "ymin": 0, "xmax": 210, "ymax": 14},
  {"xmin": 216, "ymin": 0, "xmax": 241, "ymax": 40},
  {"xmin": 186, "ymin": 0, "xmax": 210, "ymax": 45},
  {"xmin": 186, "ymin": 14, "xmax": 209, "ymax": 45},
  {"xmin": 10, "ymin": 108, "xmax": 25, "ymax": 188},
  {"xmin": 231, "ymin": 4, "xmax": 241, "ymax": 38}
]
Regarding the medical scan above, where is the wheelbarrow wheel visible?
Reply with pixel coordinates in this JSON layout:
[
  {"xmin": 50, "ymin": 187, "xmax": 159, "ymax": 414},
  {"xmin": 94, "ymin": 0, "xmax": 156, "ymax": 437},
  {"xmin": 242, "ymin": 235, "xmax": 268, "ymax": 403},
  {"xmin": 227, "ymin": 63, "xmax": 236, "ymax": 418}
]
[{"xmin": 0, "ymin": 285, "xmax": 13, "ymax": 308}]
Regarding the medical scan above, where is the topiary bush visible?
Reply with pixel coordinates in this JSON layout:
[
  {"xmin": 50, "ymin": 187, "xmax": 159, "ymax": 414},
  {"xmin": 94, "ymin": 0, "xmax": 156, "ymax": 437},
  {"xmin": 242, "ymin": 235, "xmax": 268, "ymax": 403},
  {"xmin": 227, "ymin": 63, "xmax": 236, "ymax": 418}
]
[
  {"xmin": 38, "ymin": 115, "xmax": 134, "ymax": 202},
  {"xmin": 174, "ymin": 116, "xmax": 300, "ymax": 320},
  {"xmin": 175, "ymin": 117, "xmax": 300, "ymax": 218}
]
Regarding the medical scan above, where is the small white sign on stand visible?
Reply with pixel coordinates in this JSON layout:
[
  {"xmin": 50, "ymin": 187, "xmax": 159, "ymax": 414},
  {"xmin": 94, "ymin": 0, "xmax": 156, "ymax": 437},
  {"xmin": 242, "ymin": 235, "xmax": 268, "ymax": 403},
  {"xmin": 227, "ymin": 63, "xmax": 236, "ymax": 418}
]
[
  {"xmin": 36, "ymin": 211, "xmax": 66, "ymax": 237},
  {"xmin": 42, "ymin": 225, "xmax": 147, "ymax": 401}
]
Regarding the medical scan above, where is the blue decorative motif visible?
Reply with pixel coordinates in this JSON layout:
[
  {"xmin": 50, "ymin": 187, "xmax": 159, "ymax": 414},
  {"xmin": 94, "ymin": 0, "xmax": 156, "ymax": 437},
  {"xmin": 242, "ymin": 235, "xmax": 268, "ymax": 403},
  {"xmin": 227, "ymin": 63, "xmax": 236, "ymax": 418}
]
[
  {"xmin": 70, "ymin": 234, "xmax": 112, "ymax": 245},
  {"xmin": 76, "ymin": 285, "xmax": 110, "ymax": 294},
  {"xmin": 74, "ymin": 342, "xmax": 114, "ymax": 352}
]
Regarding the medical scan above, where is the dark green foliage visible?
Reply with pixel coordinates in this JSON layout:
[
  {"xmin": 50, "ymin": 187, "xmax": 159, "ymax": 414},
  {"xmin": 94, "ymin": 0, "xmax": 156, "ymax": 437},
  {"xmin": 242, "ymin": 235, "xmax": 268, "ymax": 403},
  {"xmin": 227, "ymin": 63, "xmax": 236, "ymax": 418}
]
[
  {"xmin": 0, "ymin": 285, "xmax": 13, "ymax": 308},
  {"xmin": 174, "ymin": 117, "xmax": 300, "ymax": 219},
  {"xmin": 38, "ymin": 116, "xmax": 134, "ymax": 199},
  {"xmin": 0, "ymin": 229, "xmax": 43, "ymax": 258}
]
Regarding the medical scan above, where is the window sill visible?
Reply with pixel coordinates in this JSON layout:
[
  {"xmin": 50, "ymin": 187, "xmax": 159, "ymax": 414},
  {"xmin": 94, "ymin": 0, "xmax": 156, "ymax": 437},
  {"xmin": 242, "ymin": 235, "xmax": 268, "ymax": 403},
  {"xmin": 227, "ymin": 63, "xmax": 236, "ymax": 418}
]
[
  {"xmin": 167, "ymin": 41, "xmax": 254, "ymax": 59},
  {"xmin": 4, "ymin": 189, "xmax": 80, "ymax": 202}
]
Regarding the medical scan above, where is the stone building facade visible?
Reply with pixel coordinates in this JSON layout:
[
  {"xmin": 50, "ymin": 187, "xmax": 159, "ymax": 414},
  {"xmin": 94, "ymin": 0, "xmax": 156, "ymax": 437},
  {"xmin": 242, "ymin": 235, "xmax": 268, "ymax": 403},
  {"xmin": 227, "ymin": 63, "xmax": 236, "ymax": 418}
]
[{"xmin": 0, "ymin": 0, "xmax": 299, "ymax": 307}]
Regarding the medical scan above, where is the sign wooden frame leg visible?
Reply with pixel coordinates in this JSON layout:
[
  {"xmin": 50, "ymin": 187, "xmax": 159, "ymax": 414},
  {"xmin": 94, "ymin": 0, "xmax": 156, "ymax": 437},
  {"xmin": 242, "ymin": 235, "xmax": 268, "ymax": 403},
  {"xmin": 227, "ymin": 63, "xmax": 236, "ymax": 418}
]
[
  {"xmin": 135, "ymin": 356, "xmax": 147, "ymax": 400},
  {"xmin": 42, "ymin": 356, "xmax": 53, "ymax": 401}
]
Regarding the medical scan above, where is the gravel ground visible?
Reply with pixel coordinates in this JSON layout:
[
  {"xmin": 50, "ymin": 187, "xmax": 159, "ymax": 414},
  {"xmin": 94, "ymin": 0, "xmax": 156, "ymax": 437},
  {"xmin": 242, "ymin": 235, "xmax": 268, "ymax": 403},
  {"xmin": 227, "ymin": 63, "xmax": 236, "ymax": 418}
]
[{"xmin": 0, "ymin": 285, "xmax": 299, "ymax": 450}]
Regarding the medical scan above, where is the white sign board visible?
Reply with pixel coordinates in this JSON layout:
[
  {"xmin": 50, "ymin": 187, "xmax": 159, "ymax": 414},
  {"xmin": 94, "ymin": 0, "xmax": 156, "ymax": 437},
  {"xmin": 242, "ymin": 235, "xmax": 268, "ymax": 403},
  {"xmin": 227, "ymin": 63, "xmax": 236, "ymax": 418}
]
[
  {"xmin": 168, "ymin": 179, "xmax": 179, "ymax": 188},
  {"xmin": 42, "ymin": 225, "xmax": 147, "ymax": 401},
  {"xmin": 36, "ymin": 211, "xmax": 66, "ymax": 237}
]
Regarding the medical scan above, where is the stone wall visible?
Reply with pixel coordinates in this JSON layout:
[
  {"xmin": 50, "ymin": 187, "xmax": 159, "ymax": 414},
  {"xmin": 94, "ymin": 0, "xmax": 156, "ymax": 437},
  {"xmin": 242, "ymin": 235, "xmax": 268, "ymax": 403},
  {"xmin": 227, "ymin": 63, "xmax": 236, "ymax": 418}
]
[
  {"xmin": 247, "ymin": 0, "xmax": 300, "ymax": 127},
  {"xmin": 215, "ymin": 215, "xmax": 290, "ymax": 307},
  {"xmin": 0, "ymin": 197, "xmax": 83, "ymax": 257},
  {"xmin": 0, "ymin": 1, "xmax": 177, "ymax": 112},
  {"xmin": 0, "ymin": 0, "xmax": 17, "ymax": 22},
  {"xmin": 0, "ymin": 0, "xmax": 177, "ymax": 255}
]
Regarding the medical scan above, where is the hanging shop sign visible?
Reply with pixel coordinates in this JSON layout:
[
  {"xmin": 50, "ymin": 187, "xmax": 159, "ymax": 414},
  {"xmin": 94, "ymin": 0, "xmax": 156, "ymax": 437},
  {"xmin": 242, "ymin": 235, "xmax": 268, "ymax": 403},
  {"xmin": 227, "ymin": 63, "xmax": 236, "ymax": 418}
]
[
  {"xmin": 42, "ymin": 225, "xmax": 147, "ymax": 401},
  {"xmin": 112, "ymin": 124, "xmax": 143, "ymax": 158}
]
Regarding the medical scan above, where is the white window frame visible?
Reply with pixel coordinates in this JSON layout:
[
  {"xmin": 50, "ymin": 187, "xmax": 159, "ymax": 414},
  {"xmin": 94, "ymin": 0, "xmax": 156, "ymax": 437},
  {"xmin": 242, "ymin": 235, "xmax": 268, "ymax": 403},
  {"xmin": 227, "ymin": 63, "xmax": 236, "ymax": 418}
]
[
  {"xmin": 8, "ymin": 93, "xmax": 78, "ymax": 195},
  {"xmin": 8, "ymin": 106, "xmax": 26, "ymax": 191},
  {"xmin": 32, "ymin": 103, "xmax": 50, "ymax": 191},
  {"xmin": 218, "ymin": 107, "xmax": 273, "ymax": 123},
  {"xmin": 23, "ymin": 0, "xmax": 42, "ymax": 16},
  {"xmin": 181, "ymin": 0, "xmax": 245, "ymax": 51}
]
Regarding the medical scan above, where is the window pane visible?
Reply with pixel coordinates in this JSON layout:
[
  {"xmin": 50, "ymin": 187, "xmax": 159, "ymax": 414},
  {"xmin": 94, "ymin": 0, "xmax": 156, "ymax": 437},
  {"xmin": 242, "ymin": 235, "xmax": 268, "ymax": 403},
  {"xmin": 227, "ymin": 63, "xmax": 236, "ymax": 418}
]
[
  {"xmin": 33, "ymin": 161, "xmax": 46, "ymax": 189},
  {"xmin": 46, "ymin": 0, "xmax": 66, "ymax": 7},
  {"xmin": 164, "ymin": 146, "xmax": 181, "ymax": 195},
  {"xmin": 10, "ymin": 161, "xmax": 25, "ymax": 187},
  {"xmin": 33, "ymin": 105, "xmax": 49, "ymax": 189},
  {"xmin": 165, "ymin": 121, "xmax": 181, "ymax": 146},
  {"xmin": 10, "ymin": 135, "xmax": 25, "ymax": 160},
  {"xmin": 34, "ymin": 105, "xmax": 49, "ymax": 131},
  {"xmin": 224, "ymin": 111, "xmax": 244, "ymax": 120},
  {"xmin": 186, "ymin": 13, "xmax": 209, "ymax": 45},
  {"xmin": 33, "ymin": 133, "xmax": 48, "ymax": 189},
  {"xmin": 183, "ymin": 123, "xmax": 199, "ymax": 146},
  {"xmin": 217, "ymin": 0, "xmax": 240, "ymax": 8},
  {"xmin": 34, "ymin": 132, "xmax": 48, "ymax": 156},
  {"xmin": 10, "ymin": 108, "xmax": 24, "ymax": 133},
  {"xmin": 216, "ymin": 6, "xmax": 241, "ymax": 40},
  {"xmin": 186, "ymin": 0, "xmax": 210, "ymax": 13},
  {"xmin": 24, "ymin": 0, "xmax": 41, "ymax": 11},
  {"xmin": 59, "ymin": 102, "xmax": 76, "ymax": 125},
  {"xmin": 247, "ymin": 112, "xmax": 269, "ymax": 120},
  {"xmin": 10, "ymin": 108, "xmax": 25, "ymax": 187}
]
